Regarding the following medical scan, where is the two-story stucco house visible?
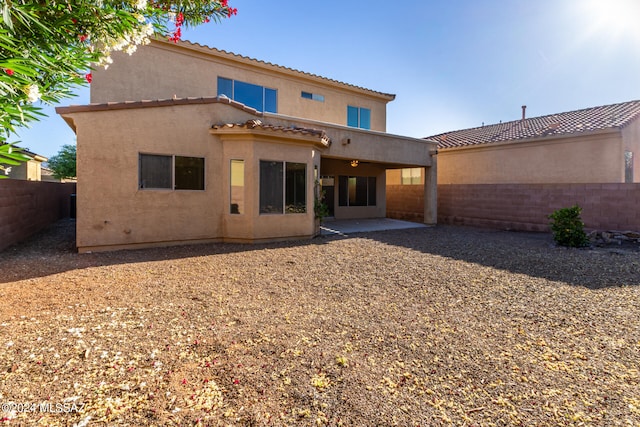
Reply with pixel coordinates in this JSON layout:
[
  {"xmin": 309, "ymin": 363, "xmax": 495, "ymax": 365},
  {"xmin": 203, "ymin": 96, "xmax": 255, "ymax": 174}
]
[{"xmin": 56, "ymin": 39, "xmax": 437, "ymax": 252}]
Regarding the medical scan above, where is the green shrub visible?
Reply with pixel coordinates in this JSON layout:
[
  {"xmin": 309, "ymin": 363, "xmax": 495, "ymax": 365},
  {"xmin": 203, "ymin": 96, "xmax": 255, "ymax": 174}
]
[{"xmin": 548, "ymin": 205, "xmax": 589, "ymax": 247}]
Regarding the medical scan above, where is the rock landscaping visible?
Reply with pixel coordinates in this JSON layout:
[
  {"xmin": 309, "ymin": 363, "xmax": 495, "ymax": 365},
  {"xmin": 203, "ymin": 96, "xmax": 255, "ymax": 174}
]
[{"xmin": 0, "ymin": 220, "xmax": 638, "ymax": 426}]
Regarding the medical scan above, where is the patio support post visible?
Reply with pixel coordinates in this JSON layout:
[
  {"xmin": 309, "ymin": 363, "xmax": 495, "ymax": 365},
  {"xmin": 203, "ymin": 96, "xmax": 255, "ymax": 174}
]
[{"xmin": 423, "ymin": 161, "xmax": 437, "ymax": 225}]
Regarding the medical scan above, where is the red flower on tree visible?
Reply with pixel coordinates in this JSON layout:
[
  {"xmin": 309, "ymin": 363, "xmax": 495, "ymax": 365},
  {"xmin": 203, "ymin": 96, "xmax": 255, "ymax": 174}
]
[
  {"xmin": 4, "ymin": 69, "xmax": 14, "ymax": 76},
  {"xmin": 85, "ymin": 73, "xmax": 92, "ymax": 83},
  {"xmin": 176, "ymin": 12, "xmax": 184, "ymax": 26},
  {"xmin": 168, "ymin": 27, "xmax": 181, "ymax": 43}
]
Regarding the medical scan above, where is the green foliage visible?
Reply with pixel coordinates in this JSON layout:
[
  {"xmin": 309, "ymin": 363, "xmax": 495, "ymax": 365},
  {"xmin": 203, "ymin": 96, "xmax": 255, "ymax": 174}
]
[
  {"xmin": 0, "ymin": 0, "xmax": 236, "ymax": 167},
  {"xmin": 314, "ymin": 196, "xmax": 329, "ymax": 221},
  {"xmin": 314, "ymin": 180, "xmax": 330, "ymax": 222},
  {"xmin": 48, "ymin": 144, "xmax": 77, "ymax": 180},
  {"xmin": 0, "ymin": 143, "xmax": 30, "ymax": 178},
  {"xmin": 548, "ymin": 205, "xmax": 589, "ymax": 247}
]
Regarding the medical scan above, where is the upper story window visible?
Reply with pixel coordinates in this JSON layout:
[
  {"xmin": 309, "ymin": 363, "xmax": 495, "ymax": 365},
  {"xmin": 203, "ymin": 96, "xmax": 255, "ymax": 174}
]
[
  {"xmin": 301, "ymin": 91, "xmax": 324, "ymax": 102},
  {"xmin": 217, "ymin": 77, "xmax": 277, "ymax": 113},
  {"xmin": 347, "ymin": 106, "xmax": 371, "ymax": 130}
]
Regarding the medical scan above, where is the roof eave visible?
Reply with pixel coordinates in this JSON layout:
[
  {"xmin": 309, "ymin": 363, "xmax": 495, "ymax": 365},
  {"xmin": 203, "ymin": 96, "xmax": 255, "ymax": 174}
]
[{"xmin": 153, "ymin": 38, "xmax": 396, "ymax": 102}]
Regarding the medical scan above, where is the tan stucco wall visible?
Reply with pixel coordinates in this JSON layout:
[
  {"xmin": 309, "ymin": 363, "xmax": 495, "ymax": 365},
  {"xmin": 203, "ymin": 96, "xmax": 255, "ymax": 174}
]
[
  {"xmin": 62, "ymin": 102, "xmax": 338, "ymax": 251},
  {"xmin": 219, "ymin": 135, "xmax": 321, "ymax": 242},
  {"xmin": 438, "ymin": 131, "xmax": 624, "ymax": 184},
  {"xmin": 91, "ymin": 40, "xmax": 391, "ymax": 132},
  {"xmin": 71, "ymin": 103, "xmax": 239, "ymax": 251}
]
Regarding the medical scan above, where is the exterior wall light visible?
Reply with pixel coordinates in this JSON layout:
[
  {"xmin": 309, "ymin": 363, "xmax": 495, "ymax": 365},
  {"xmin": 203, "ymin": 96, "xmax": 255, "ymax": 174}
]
[{"xmin": 350, "ymin": 160, "xmax": 359, "ymax": 167}]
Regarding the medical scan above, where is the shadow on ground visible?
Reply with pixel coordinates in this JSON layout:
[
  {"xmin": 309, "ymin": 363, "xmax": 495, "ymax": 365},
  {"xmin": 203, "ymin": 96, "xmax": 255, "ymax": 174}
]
[
  {"xmin": 1, "ymin": 218, "xmax": 638, "ymax": 288},
  {"xmin": 364, "ymin": 226, "xmax": 640, "ymax": 289},
  {"xmin": 0, "ymin": 219, "xmax": 335, "ymax": 284}
]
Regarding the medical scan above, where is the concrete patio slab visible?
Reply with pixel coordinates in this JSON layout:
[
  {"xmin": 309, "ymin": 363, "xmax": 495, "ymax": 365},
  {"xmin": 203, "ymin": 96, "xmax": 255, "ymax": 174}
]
[{"xmin": 320, "ymin": 218, "xmax": 429, "ymax": 236}]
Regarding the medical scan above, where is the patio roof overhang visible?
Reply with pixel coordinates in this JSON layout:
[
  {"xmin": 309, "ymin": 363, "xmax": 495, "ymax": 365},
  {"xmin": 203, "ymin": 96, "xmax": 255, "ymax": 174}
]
[
  {"xmin": 209, "ymin": 119, "xmax": 331, "ymax": 149},
  {"xmin": 262, "ymin": 113, "xmax": 437, "ymax": 168}
]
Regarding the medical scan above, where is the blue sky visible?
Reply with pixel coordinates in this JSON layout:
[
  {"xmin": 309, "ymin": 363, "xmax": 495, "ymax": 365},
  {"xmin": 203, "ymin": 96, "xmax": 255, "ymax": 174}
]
[{"xmin": 15, "ymin": 0, "xmax": 640, "ymax": 158}]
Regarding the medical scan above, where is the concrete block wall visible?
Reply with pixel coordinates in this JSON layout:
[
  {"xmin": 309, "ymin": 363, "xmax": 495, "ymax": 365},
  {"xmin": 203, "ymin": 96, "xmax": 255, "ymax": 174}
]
[
  {"xmin": 387, "ymin": 183, "xmax": 640, "ymax": 232},
  {"xmin": 0, "ymin": 180, "xmax": 76, "ymax": 252},
  {"xmin": 386, "ymin": 185, "xmax": 424, "ymax": 222}
]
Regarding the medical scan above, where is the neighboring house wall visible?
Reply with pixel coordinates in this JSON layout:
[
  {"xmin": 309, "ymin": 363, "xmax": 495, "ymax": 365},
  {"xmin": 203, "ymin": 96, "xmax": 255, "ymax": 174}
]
[
  {"xmin": 7, "ymin": 159, "xmax": 43, "ymax": 181},
  {"xmin": 0, "ymin": 180, "xmax": 76, "ymax": 252},
  {"xmin": 91, "ymin": 40, "xmax": 392, "ymax": 132},
  {"xmin": 438, "ymin": 130, "xmax": 624, "ymax": 184}
]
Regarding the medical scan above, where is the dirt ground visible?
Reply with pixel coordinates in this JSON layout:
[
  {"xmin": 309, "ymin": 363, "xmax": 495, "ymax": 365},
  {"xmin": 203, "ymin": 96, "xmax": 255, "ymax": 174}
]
[{"xmin": 0, "ymin": 219, "xmax": 639, "ymax": 426}]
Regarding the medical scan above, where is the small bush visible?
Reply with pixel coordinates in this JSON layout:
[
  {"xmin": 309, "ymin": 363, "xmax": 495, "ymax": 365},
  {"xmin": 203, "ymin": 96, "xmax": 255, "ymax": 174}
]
[{"xmin": 548, "ymin": 205, "xmax": 589, "ymax": 247}]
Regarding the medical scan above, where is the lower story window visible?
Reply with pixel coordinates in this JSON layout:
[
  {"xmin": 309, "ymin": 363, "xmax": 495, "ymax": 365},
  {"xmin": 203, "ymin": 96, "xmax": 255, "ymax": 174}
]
[
  {"xmin": 260, "ymin": 160, "xmax": 307, "ymax": 214},
  {"xmin": 338, "ymin": 176, "xmax": 376, "ymax": 206},
  {"xmin": 139, "ymin": 154, "xmax": 205, "ymax": 190},
  {"xmin": 230, "ymin": 159, "xmax": 244, "ymax": 214}
]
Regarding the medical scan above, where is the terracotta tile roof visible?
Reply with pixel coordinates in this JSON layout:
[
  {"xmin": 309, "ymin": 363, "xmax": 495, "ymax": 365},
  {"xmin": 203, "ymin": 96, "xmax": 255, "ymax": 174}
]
[
  {"xmin": 55, "ymin": 96, "xmax": 261, "ymax": 115},
  {"xmin": 429, "ymin": 100, "xmax": 640, "ymax": 149},
  {"xmin": 211, "ymin": 119, "xmax": 331, "ymax": 147},
  {"xmin": 165, "ymin": 39, "xmax": 396, "ymax": 101}
]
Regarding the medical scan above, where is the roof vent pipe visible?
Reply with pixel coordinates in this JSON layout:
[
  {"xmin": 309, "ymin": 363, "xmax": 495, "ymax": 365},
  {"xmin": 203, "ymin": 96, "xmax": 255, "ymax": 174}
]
[{"xmin": 521, "ymin": 105, "xmax": 527, "ymax": 121}]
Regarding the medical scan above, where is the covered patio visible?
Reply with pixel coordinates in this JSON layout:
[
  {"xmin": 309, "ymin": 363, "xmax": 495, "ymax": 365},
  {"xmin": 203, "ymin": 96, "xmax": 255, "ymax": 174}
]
[{"xmin": 320, "ymin": 217, "xmax": 429, "ymax": 236}]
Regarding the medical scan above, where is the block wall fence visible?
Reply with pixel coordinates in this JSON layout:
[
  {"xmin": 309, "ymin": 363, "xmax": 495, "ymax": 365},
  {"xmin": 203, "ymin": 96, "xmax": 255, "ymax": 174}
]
[
  {"xmin": 0, "ymin": 180, "xmax": 76, "ymax": 252},
  {"xmin": 387, "ymin": 183, "xmax": 640, "ymax": 232}
]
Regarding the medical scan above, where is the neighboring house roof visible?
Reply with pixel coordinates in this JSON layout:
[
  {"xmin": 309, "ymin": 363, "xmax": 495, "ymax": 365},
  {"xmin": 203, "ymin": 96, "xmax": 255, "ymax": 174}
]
[
  {"xmin": 21, "ymin": 149, "xmax": 47, "ymax": 162},
  {"xmin": 164, "ymin": 39, "xmax": 396, "ymax": 102},
  {"xmin": 429, "ymin": 100, "xmax": 640, "ymax": 149},
  {"xmin": 0, "ymin": 144, "xmax": 47, "ymax": 162},
  {"xmin": 211, "ymin": 119, "xmax": 332, "ymax": 147}
]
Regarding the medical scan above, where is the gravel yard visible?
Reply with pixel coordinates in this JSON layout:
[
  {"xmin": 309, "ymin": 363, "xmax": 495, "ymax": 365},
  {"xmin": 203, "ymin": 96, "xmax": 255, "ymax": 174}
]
[{"xmin": 0, "ymin": 219, "xmax": 639, "ymax": 426}]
